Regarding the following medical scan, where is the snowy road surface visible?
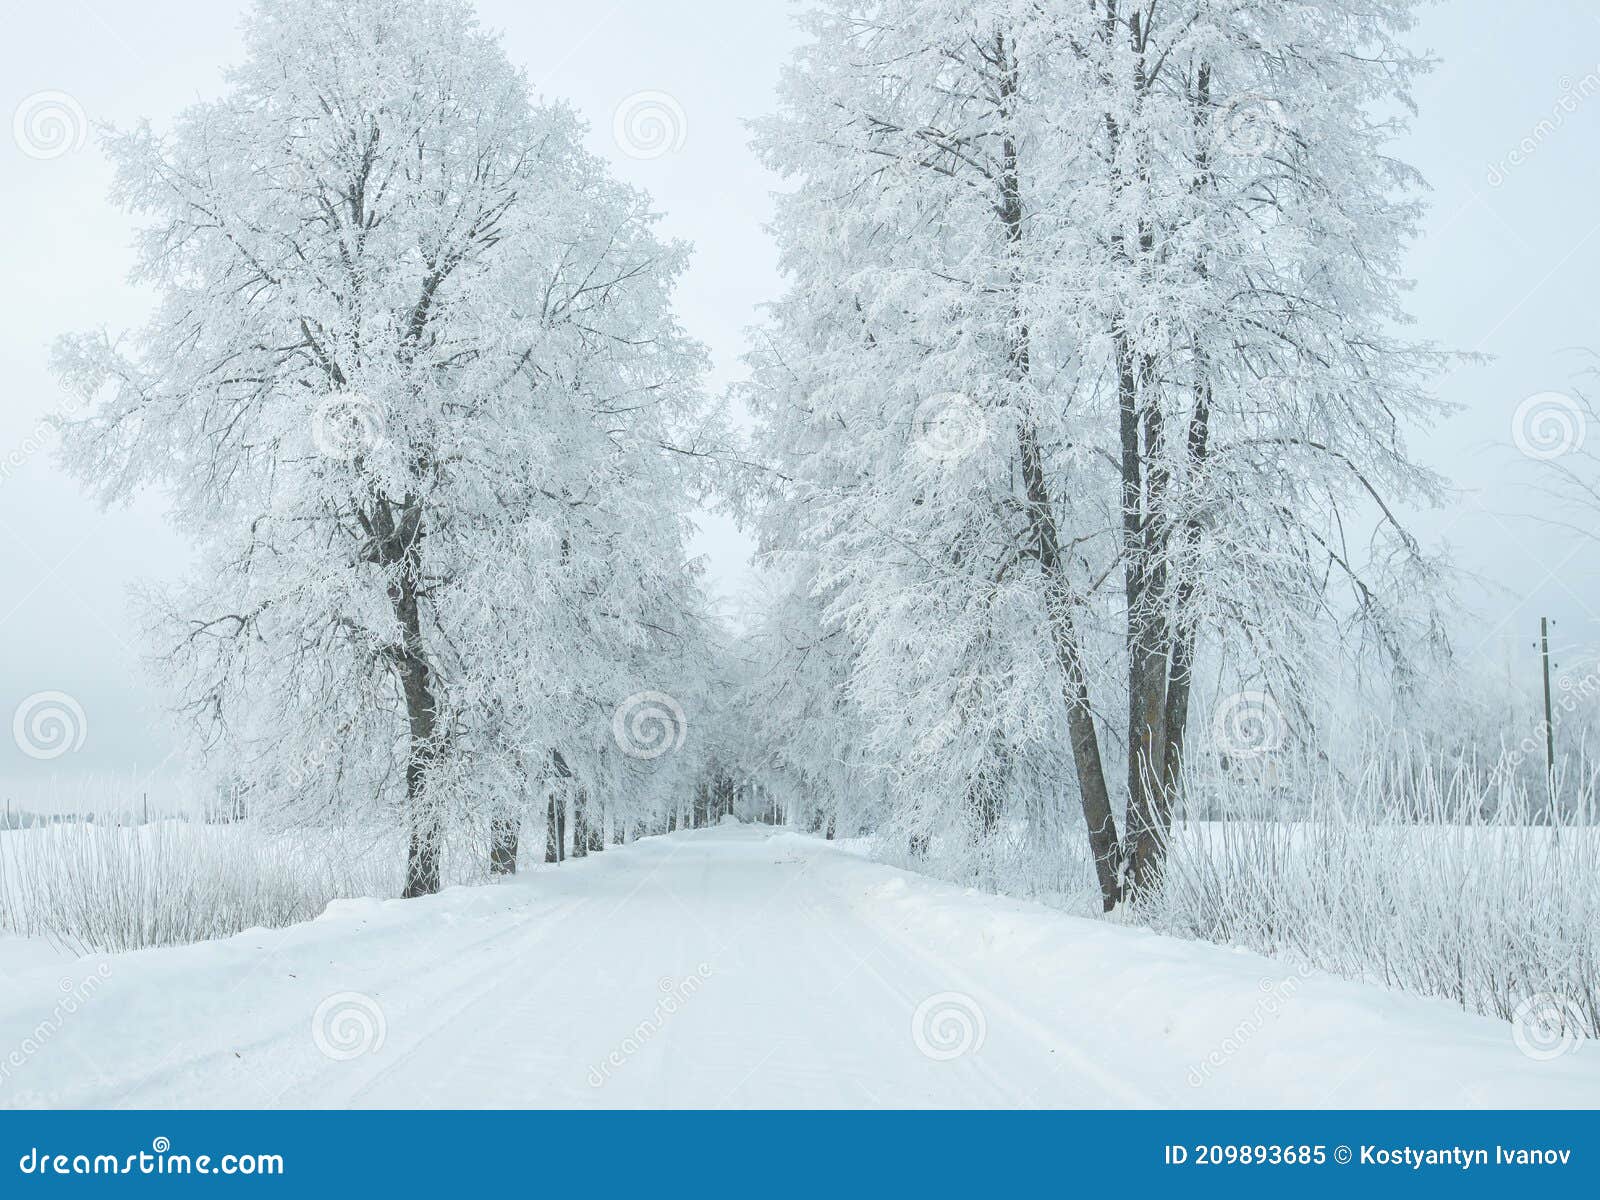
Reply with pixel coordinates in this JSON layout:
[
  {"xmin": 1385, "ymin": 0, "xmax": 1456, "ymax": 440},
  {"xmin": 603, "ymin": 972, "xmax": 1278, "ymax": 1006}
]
[{"xmin": 2, "ymin": 824, "xmax": 1596, "ymax": 1107}]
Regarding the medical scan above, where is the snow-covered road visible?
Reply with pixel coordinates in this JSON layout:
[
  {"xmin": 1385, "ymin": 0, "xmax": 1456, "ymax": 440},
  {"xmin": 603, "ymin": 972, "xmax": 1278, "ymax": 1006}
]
[{"xmin": 2, "ymin": 824, "xmax": 1596, "ymax": 1107}]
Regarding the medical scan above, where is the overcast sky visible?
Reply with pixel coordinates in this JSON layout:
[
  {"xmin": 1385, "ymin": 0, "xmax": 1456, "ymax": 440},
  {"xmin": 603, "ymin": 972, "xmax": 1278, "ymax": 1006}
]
[{"xmin": 2, "ymin": 0, "xmax": 1598, "ymax": 803}]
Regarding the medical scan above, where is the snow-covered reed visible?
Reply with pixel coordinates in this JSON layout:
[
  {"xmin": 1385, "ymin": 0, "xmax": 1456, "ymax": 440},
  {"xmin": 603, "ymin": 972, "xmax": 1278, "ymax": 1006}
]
[
  {"xmin": 1145, "ymin": 759, "xmax": 1600, "ymax": 1038},
  {"xmin": 0, "ymin": 820, "xmax": 410, "ymax": 955},
  {"xmin": 866, "ymin": 748, "xmax": 1599, "ymax": 1039}
]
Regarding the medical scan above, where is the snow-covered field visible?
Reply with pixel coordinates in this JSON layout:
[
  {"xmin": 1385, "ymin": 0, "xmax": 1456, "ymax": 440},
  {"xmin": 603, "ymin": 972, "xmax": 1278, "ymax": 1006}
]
[{"xmin": 1, "ymin": 824, "xmax": 1593, "ymax": 1109}]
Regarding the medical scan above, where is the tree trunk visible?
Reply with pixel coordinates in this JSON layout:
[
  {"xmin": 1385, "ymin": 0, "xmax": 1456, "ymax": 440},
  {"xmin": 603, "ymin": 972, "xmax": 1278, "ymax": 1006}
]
[
  {"xmin": 1031, "ymin": 492, "xmax": 1124, "ymax": 913},
  {"xmin": 402, "ymin": 795, "xmax": 441, "ymax": 899},
  {"xmin": 1120, "ymin": 331, "xmax": 1172, "ymax": 902},
  {"xmin": 967, "ymin": 771, "xmax": 1000, "ymax": 842},
  {"xmin": 1126, "ymin": 67, "xmax": 1216, "ymax": 904},
  {"xmin": 490, "ymin": 815, "xmax": 519, "ymax": 876},
  {"xmin": 393, "ymin": 558, "xmax": 443, "ymax": 900},
  {"xmin": 1013, "ymin": 360, "xmax": 1122, "ymax": 907},
  {"xmin": 1101, "ymin": 14, "xmax": 1173, "ymax": 906},
  {"xmin": 571, "ymin": 787, "xmax": 589, "ymax": 858},
  {"xmin": 545, "ymin": 793, "xmax": 560, "ymax": 864},
  {"xmin": 1132, "ymin": 372, "xmax": 1212, "ymax": 899},
  {"xmin": 994, "ymin": 34, "xmax": 1121, "ymax": 911}
]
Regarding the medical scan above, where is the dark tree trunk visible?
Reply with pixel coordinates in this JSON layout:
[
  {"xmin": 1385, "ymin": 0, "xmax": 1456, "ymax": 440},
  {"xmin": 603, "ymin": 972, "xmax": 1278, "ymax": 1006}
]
[
  {"xmin": 571, "ymin": 787, "xmax": 589, "ymax": 858},
  {"xmin": 1133, "ymin": 372, "xmax": 1212, "ymax": 899},
  {"xmin": 968, "ymin": 736, "xmax": 1007, "ymax": 840},
  {"xmin": 1015, "ymin": 368, "xmax": 1122, "ymax": 908},
  {"xmin": 402, "ymin": 796, "xmax": 441, "ymax": 899},
  {"xmin": 1120, "ymin": 330, "xmax": 1172, "ymax": 902},
  {"xmin": 546, "ymin": 749, "xmax": 573, "ymax": 862},
  {"xmin": 490, "ymin": 815, "xmax": 519, "ymax": 876},
  {"xmin": 362, "ymin": 485, "xmax": 443, "ymax": 900},
  {"xmin": 1125, "ymin": 67, "xmax": 1215, "ymax": 905},
  {"xmin": 967, "ymin": 783, "xmax": 998, "ymax": 841},
  {"xmin": 394, "ymin": 567, "xmax": 443, "ymax": 900},
  {"xmin": 994, "ymin": 34, "xmax": 1121, "ymax": 910},
  {"xmin": 545, "ymin": 794, "xmax": 560, "ymax": 864}
]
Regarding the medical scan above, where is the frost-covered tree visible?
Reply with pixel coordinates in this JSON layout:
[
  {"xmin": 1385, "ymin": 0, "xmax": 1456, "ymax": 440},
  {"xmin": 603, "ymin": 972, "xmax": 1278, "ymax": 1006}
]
[
  {"xmin": 746, "ymin": 0, "xmax": 1451, "ymax": 908},
  {"xmin": 732, "ymin": 573, "xmax": 883, "ymax": 839},
  {"xmin": 53, "ymin": 0, "xmax": 713, "ymax": 896}
]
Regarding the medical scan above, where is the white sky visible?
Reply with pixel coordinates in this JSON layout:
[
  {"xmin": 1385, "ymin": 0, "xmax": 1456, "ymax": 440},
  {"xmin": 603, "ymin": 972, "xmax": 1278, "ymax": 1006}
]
[{"xmin": 2, "ymin": 0, "xmax": 1598, "ymax": 800}]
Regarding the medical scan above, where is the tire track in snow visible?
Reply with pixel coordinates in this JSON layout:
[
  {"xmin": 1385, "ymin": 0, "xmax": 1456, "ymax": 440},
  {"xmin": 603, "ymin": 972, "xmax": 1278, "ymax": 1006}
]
[
  {"xmin": 818, "ymin": 855, "xmax": 1157, "ymax": 1107},
  {"xmin": 322, "ymin": 896, "xmax": 594, "ymax": 1106}
]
